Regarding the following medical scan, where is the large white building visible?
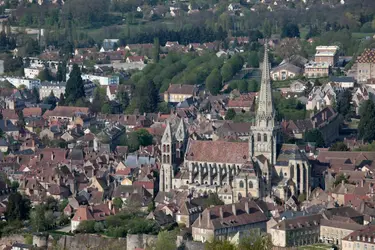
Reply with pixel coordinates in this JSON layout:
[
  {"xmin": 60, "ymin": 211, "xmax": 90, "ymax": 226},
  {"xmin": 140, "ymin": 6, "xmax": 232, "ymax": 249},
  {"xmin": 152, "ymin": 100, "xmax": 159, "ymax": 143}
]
[
  {"xmin": 6, "ymin": 77, "xmax": 40, "ymax": 89},
  {"xmin": 66, "ymin": 73, "xmax": 119, "ymax": 86},
  {"xmin": 39, "ymin": 81, "xmax": 66, "ymax": 99}
]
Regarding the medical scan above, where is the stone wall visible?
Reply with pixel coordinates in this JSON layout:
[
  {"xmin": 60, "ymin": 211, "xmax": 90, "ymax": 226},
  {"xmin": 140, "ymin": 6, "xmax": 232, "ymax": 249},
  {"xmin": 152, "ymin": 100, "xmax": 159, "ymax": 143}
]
[
  {"xmin": 53, "ymin": 234, "xmax": 126, "ymax": 250},
  {"xmin": 126, "ymin": 234, "xmax": 157, "ymax": 250}
]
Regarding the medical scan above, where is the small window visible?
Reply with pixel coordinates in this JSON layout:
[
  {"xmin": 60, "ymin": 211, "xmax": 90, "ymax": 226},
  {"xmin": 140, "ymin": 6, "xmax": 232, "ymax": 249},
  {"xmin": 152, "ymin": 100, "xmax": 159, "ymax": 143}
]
[
  {"xmin": 257, "ymin": 133, "xmax": 261, "ymax": 141},
  {"xmin": 249, "ymin": 181, "xmax": 253, "ymax": 188},
  {"xmin": 263, "ymin": 133, "xmax": 267, "ymax": 142},
  {"xmin": 239, "ymin": 181, "xmax": 244, "ymax": 188}
]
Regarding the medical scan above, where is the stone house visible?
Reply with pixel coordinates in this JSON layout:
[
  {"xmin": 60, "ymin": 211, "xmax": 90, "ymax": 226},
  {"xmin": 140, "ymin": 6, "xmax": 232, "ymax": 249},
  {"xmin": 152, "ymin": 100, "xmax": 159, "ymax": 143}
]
[
  {"xmin": 356, "ymin": 49, "xmax": 375, "ymax": 83},
  {"xmin": 271, "ymin": 62, "xmax": 302, "ymax": 81},
  {"xmin": 191, "ymin": 200, "xmax": 267, "ymax": 242}
]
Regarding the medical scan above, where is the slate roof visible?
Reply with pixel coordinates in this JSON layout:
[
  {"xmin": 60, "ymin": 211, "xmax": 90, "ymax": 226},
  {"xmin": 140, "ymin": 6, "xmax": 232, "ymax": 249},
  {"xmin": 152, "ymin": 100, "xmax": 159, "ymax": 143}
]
[
  {"xmin": 276, "ymin": 144, "xmax": 307, "ymax": 166},
  {"xmin": 192, "ymin": 200, "xmax": 267, "ymax": 230},
  {"xmin": 166, "ymin": 84, "xmax": 197, "ymax": 95},
  {"xmin": 272, "ymin": 214, "xmax": 322, "ymax": 230},
  {"xmin": 343, "ymin": 225, "xmax": 375, "ymax": 242}
]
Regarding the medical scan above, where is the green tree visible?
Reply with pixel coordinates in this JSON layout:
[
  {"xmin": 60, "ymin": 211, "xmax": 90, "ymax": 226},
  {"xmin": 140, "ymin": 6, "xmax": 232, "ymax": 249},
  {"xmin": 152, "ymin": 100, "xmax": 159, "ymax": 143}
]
[
  {"xmin": 37, "ymin": 68, "xmax": 53, "ymax": 81},
  {"xmin": 248, "ymin": 79, "xmax": 259, "ymax": 92},
  {"xmin": 149, "ymin": 230, "xmax": 177, "ymax": 250},
  {"xmin": 127, "ymin": 132, "xmax": 140, "ymax": 152},
  {"xmin": 65, "ymin": 64, "xmax": 85, "ymax": 105},
  {"xmin": 205, "ymin": 239, "xmax": 236, "ymax": 250},
  {"xmin": 5, "ymin": 192, "xmax": 31, "ymax": 221},
  {"xmin": 77, "ymin": 220, "xmax": 96, "ymax": 233},
  {"xmin": 247, "ymin": 51, "xmax": 259, "ymax": 68},
  {"xmin": 58, "ymin": 93, "xmax": 65, "ymax": 106},
  {"xmin": 90, "ymin": 87, "xmax": 107, "ymax": 113},
  {"xmin": 238, "ymin": 234, "xmax": 273, "ymax": 250},
  {"xmin": 0, "ymin": 128, "xmax": 4, "ymax": 138},
  {"xmin": 337, "ymin": 90, "xmax": 352, "ymax": 118},
  {"xmin": 206, "ymin": 68, "xmax": 222, "ymax": 95},
  {"xmin": 329, "ymin": 141, "xmax": 349, "ymax": 151},
  {"xmin": 116, "ymin": 85, "xmax": 130, "ymax": 110},
  {"xmin": 334, "ymin": 173, "xmax": 350, "ymax": 187},
  {"xmin": 101, "ymin": 103, "xmax": 112, "ymax": 114},
  {"xmin": 44, "ymin": 91, "xmax": 57, "ymax": 110},
  {"xmin": 32, "ymin": 87, "xmax": 40, "ymax": 104},
  {"xmin": 281, "ymin": 23, "xmax": 300, "ymax": 38},
  {"xmin": 56, "ymin": 62, "xmax": 67, "ymax": 82},
  {"xmin": 304, "ymin": 129, "xmax": 325, "ymax": 147},
  {"xmin": 132, "ymin": 78, "xmax": 158, "ymax": 113},
  {"xmin": 221, "ymin": 63, "xmax": 233, "ymax": 83},
  {"xmin": 113, "ymin": 197, "xmax": 123, "ymax": 209},
  {"xmin": 30, "ymin": 205, "xmax": 46, "ymax": 232},
  {"xmin": 358, "ymin": 100, "xmax": 375, "ymax": 142},
  {"xmin": 204, "ymin": 193, "xmax": 224, "ymax": 208},
  {"xmin": 225, "ymin": 109, "xmax": 236, "ymax": 120},
  {"xmin": 136, "ymin": 129, "xmax": 153, "ymax": 146},
  {"xmin": 262, "ymin": 19, "xmax": 272, "ymax": 38},
  {"xmin": 153, "ymin": 37, "xmax": 160, "ymax": 63}
]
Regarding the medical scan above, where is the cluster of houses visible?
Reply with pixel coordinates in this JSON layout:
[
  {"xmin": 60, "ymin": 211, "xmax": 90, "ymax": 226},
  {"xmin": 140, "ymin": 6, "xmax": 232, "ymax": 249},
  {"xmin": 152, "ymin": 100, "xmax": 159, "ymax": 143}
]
[{"xmin": 0, "ymin": 33, "xmax": 375, "ymax": 250}]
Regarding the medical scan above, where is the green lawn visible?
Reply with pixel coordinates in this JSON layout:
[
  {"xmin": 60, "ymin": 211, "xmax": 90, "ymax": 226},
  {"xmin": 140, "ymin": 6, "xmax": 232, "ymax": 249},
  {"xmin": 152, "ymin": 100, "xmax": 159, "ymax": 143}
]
[{"xmin": 352, "ymin": 32, "xmax": 374, "ymax": 39}]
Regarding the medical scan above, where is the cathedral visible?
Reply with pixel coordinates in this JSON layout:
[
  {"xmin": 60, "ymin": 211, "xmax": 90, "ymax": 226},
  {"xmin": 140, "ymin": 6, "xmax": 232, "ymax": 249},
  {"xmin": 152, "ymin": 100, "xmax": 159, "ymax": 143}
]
[{"xmin": 159, "ymin": 45, "xmax": 311, "ymax": 203}]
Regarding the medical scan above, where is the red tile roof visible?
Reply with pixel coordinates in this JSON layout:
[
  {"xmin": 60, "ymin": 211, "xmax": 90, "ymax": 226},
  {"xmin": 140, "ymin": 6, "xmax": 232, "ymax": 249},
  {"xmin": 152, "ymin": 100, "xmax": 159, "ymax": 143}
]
[
  {"xmin": 186, "ymin": 140, "xmax": 249, "ymax": 164},
  {"xmin": 133, "ymin": 181, "xmax": 154, "ymax": 190},
  {"xmin": 43, "ymin": 106, "xmax": 89, "ymax": 119},
  {"xmin": 23, "ymin": 107, "xmax": 42, "ymax": 117}
]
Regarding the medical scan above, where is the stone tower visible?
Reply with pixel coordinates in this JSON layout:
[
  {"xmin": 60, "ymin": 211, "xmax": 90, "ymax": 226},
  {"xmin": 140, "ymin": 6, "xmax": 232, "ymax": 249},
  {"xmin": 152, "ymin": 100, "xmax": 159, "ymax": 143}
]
[
  {"xmin": 249, "ymin": 43, "xmax": 280, "ymax": 166},
  {"xmin": 160, "ymin": 119, "xmax": 187, "ymax": 192}
]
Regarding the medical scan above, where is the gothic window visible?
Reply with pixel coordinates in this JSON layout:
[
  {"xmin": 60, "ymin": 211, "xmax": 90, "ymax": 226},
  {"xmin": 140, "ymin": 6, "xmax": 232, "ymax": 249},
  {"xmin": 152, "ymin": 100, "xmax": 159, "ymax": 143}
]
[
  {"xmin": 163, "ymin": 155, "xmax": 166, "ymax": 163},
  {"xmin": 249, "ymin": 181, "xmax": 253, "ymax": 188},
  {"xmin": 167, "ymin": 145, "xmax": 170, "ymax": 152},
  {"xmin": 163, "ymin": 144, "xmax": 166, "ymax": 152},
  {"xmin": 263, "ymin": 133, "xmax": 267, "ymax": 142},
  {"xmin": 257, "ymin": 133, "xmax": 261, "ymax": 141},
  {"xmin": 176, "ymin": 150, "xmax": 180, "ymax": 159},
  {"xmin": 167, "ymin": 155, "xmax": 170, "ymax": 163},
  {"xmin": 239, "ymin": 181, "xmax": 244, "ymax": 188}
]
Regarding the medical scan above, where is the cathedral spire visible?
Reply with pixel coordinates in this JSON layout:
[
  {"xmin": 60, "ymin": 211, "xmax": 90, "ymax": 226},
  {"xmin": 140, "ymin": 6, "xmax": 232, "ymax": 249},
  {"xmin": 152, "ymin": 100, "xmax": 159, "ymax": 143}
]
[{"xmin": 256, "ymin": 43, "xmax": 275, "ymax": 122}]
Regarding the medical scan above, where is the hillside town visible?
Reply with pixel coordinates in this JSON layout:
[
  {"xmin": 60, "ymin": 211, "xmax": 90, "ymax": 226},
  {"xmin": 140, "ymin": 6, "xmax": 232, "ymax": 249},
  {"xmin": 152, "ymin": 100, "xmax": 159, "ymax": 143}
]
[{"xmin": 0, "ymin": 0, "xmax": 374, "ymax": 250}]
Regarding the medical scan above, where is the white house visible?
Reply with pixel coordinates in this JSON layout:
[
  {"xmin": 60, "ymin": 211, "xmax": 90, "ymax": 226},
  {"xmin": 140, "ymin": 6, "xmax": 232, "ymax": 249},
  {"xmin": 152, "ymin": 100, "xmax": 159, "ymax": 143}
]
[
  {"xmin": 6, "ymin": 77, "xmax": 40, "ymax": 90},
  {"xmin": 24, "ymin": 67, "xmax": 44, "ymax": 79},
  {"xmin": 66, "ymin": 73, "xmax": 119, "ymax": 86},
  {"xmin": 329, "ymin": 76, "xmax": 355, "ymax": 88}
]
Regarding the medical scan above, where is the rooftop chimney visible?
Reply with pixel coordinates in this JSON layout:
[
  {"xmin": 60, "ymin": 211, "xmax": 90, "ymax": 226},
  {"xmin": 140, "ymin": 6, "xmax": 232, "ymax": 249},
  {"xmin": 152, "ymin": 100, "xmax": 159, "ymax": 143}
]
[
  {"xmin": 219, "ymin": 207, "xmax": 223, "ymax": 219},
  {"xmin": 245, "ymin": 201, "xmax": 249, "ymax": 214},
  {"xmin": 198, "ymin": 214, "xmax": 202, "ymax": 226},
  {"xmin": 232, "ymin": 204, "xmax": 237, "ymax": 216},
  {"xmin": 361, "ymin": 179, "xmax": 364, "ymax": 188}
]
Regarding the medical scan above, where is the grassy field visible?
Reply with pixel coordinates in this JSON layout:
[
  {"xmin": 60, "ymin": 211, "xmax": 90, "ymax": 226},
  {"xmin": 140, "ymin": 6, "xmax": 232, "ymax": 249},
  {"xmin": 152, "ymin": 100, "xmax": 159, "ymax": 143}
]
[{"xmin": 352, "ymin": 32, "xmax": 374, "ymax": 39}]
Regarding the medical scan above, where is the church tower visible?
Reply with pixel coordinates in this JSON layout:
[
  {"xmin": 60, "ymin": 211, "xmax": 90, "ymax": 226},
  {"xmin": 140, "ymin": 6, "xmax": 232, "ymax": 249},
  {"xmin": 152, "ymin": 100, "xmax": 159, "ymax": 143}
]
[
  {"xmin": 249, "ymin": 43, "xmax": 280, "ymax": 165},
  {"xmin": 159, "ymin": 119, "xmax": 187, "ymax": 192},
  {"xmin": 160, "ymin": 122, "xmax": 173, "ymax": 192}
]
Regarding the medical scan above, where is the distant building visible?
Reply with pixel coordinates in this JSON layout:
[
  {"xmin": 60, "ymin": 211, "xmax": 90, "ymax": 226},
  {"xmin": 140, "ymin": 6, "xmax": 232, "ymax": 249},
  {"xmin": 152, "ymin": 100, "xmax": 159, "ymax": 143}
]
[
  {"xmin": 356, "ymin": 49, "xmax": 375, "ymax": 83},
  {"xmin": 24, "ymin": 67, "xmax": 43, "ymax": 79},
  {"xmin": 5, "ymin": 77, "xmax": 40, "ymax": 90},
  {"xmin": 271, "ymin": 63, "xmax": 302, "ymax": 81},
  {"xmin": 315, "ymin": 46, "xmax": 339, "ymax": 66},
  {"xmin": 330, "ymin": 76, "xmax": 355, "ymax": 88},
  {"xmin": 304, "ymin": 62, "xmax": 330, "ymax": 78},
  {"xmin": 191, "ymin": 200, "xmax": 267, "ymax": 242},
  {"xmin": 39, "ymin": 81, "xmax": 66, "ymax": 99},
  {"xmin": 341, "ymin": 225, "xmax": 375, "ymax": 250},
  {"xmin": 164, "ymin": 84, "xmax": 198, "ymax": 103}
]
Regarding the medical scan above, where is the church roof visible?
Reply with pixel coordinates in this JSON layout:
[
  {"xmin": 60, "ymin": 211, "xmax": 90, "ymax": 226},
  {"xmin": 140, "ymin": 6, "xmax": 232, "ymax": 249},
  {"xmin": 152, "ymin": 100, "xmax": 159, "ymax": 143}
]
[
  {"xmin": 276, "ymin": 144, "xmax": 307, "ymax": 166},
  {"xmin": 185, "ymin": 140, "xmax": 249, "ymax": 164}
]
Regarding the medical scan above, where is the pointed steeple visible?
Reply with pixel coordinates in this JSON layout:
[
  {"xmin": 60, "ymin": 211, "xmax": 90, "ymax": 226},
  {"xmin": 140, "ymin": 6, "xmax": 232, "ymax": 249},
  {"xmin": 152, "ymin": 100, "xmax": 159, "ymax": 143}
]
[
  {"xmin": 256, "ymin": 43, "xmax": 275, "ymax": 124},
  {"xmin": 162, "ymin": 121, "xmax": 172, "ymax": 143},
  {"xmin": 175, "ymin": 118, "xmax": 186, "ymax": 141}
]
